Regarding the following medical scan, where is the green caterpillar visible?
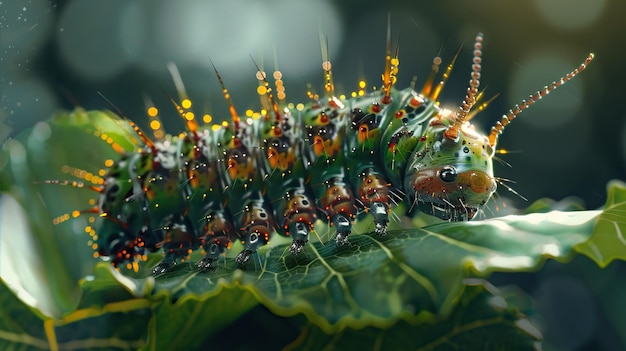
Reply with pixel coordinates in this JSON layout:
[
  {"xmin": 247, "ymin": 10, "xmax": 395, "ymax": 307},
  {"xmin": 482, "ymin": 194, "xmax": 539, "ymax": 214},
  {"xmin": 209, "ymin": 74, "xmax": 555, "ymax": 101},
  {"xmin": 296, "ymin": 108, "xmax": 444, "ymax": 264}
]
[{"xmin": 50, "ymin": 33, "xmax": 593, "ymax": 276}]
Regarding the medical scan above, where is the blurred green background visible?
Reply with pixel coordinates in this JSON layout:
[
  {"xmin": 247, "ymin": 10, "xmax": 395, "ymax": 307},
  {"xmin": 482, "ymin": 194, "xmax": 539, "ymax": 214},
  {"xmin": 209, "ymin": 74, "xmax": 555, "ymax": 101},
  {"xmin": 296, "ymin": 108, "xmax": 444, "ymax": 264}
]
[
  {"xmin": 1, "ymin": 1, "xmax": 625, "ymax": 350},
  {"xmin": 1, "ymin": 0, "xmax": 624, "ymax": 210}
]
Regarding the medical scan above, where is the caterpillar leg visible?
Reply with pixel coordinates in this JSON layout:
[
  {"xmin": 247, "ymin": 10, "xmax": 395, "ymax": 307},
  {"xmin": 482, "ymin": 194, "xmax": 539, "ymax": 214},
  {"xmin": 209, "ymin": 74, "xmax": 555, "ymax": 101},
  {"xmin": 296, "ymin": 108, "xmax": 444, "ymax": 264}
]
[
  {"xmin": 320, "ymin": 180, "xmax": 356, "ymax": 246},
  {"xmin": 333, "ymin": 213, "xmax": 352, "ymax": 246},
  {"xmin": 197, "ymin": 236, "xmax": 230, "ymax": 270},
  {"xmin": 281, "ymin": 192, "xmax": 316, "ymax": 255},
  {"xmin": 288, "ymin": 221, "xmax": 310, "ymax": 255},
  {"xmin": 152, "ymin": 254, "xmax": 176, "ymax": 276},
  {"xmin": 196, "ymin": 213, "xmax": 234, "ymax": 271},
  {"xmin": 358, "ymin": 171, "xmax": 390, "ymax": 236},
  {"xmin": 369, "ymin": 202, "xmax": 389, "ymax": 236},
  {"xmin": 235, "ymin": 231, "xmax": 261, "ymax": 265},
  {"xmin": 152, "ymin": 242, "xmax": 194, "ymax": 275},
  {"xmin": 235, "ymin": 204, "xmax": 273, "ymax": 266},
  {"xmin": 151, "ymin": 215, "xmax": 196, "ymax": 276}
]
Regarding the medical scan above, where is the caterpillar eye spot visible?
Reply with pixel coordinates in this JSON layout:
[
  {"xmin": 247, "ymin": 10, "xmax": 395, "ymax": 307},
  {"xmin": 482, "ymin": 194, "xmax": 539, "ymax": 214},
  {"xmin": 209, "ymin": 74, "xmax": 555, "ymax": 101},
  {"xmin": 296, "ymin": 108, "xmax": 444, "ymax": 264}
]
[{"xmin": 439, "ymin": 166, "xmax": 458, "ymax": 182}]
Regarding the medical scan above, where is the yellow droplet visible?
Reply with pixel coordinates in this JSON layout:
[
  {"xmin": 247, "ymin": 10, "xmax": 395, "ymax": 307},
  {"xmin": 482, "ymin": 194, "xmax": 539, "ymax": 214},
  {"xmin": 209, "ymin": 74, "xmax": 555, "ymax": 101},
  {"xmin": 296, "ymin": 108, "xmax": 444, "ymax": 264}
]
[
  {"xmin": 181, "ymin": 99, "xmax": 192, "ymax": 109},
  {"xmin": 72, "ymin": 210, "xmax": 81, "ymax": 218},
  {"xmin": 203, "ymin": 114, "xmax": 212, "ymax": 124},
  {"xmin": 147, "ymin": 106, "xmax": 159, "ymax": 117},
  {"xmin": 257, "ymin": 86, "xmax": 267, "ymax": 95},
  {"xmin": 150, "ymin": 120, "xmax": 161, "ymax": 131},
  {"xmin": 184, "ymin": 111, "xmax": 194, "ymax": 121},
  {"xmin": 104, "ymin": 159, "xmax": 114, "ymax": 167},
  {"xmin": 358, "ymin": 80, "xmax": 366, "ymax": 89},
  {"xmin": 296, "ymin": 103, "xmax": 305, "ymax": 111}
]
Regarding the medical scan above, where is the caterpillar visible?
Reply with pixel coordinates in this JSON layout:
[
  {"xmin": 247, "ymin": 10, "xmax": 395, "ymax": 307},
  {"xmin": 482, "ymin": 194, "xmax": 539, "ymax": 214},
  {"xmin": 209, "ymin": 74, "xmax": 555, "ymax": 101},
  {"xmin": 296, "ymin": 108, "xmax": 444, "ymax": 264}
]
[{"xmin": 49, "ymin": 33, "xmax": 593, "ymax": 276}]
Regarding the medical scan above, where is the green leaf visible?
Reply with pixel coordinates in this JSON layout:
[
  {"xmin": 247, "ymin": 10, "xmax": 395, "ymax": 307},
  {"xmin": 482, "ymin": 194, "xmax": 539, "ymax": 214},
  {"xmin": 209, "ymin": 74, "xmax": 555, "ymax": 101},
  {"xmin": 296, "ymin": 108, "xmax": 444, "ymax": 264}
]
[
  {"xmin": 522, "ymin": 197, "xmax": 586, "ymax": 214},
  {"xmin": 146, "ymin": 276, "xmax": 258, "ymax": 351},
  {"xmin": 0, "ymin": 278, "xmax": 50, "ymax": 350},
  {"xmin": 575, "ymin": 180, "xmax": 626, "ymax": 267},
  {"xmin": 0, "ymin": 263, "xmax": 257, "ymax": 351},
  {"xmin": 142, "ymin": 208, "xmax": 599, "ymax": 334},
  {"xmin": 0, "ymin": 109, "xmax": 139, "ymax": 317},
  {"xmin": 282, "ymin": 280, "xmax": 541, "ymax": 351}
]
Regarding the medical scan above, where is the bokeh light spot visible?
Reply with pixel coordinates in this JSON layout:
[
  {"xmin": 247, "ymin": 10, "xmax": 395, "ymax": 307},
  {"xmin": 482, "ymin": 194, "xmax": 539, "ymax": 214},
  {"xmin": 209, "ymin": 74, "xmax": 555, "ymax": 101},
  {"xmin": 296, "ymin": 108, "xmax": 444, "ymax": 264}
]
[
  {"xmin": 118, "ymin": 0, "xmax": 342, "ymax": 99},
  {"xmin": 533, "ymin": 0, "xmax": 606, "ymax": 30},
  {"xmin": 508, "ymin": 52, "xmax": 585, "ymax": 129},
  {"xmin": 1, "ymin": 75, "xmax": 58, "ymax": 135},
  {"xmin": 0, "ymin": 0, "xmax": 53, "ymax": 65},
  {"xmin": 57, "ymin": 0, "xmax": 130, "ymax": 81}
]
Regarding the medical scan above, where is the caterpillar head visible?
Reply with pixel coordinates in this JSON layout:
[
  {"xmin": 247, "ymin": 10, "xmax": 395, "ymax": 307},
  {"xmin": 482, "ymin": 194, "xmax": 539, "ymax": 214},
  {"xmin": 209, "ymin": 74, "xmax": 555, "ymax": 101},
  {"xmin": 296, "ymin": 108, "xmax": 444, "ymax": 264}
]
[
  {"xmin": 403, "ymin": 33, "xmax": 594, "ymax": 221},
  {"xmin": 405, "ymin": 112, "xmax": 496, "ymax": 221}
]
